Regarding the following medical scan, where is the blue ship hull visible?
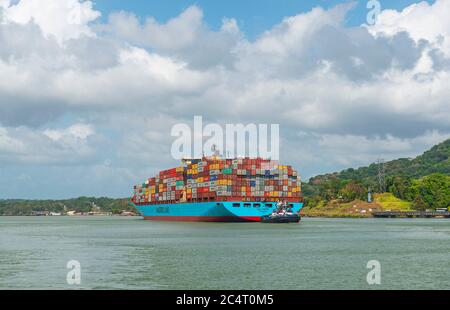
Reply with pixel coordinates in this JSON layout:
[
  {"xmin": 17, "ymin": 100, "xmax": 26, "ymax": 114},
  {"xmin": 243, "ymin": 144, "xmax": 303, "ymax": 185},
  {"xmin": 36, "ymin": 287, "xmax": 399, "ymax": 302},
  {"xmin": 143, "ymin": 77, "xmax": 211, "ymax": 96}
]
[{"xmin": 133, "ymin": 201, "xmax": 304, "ymax": 222}]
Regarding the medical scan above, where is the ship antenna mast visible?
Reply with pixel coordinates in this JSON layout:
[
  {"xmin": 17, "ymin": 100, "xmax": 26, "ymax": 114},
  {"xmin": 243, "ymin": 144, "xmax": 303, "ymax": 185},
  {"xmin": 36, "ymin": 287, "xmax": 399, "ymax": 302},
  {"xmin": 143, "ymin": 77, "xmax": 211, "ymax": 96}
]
[{"xmin": 212, "ymin": 144, "xmax": 221, "ymax": 157}]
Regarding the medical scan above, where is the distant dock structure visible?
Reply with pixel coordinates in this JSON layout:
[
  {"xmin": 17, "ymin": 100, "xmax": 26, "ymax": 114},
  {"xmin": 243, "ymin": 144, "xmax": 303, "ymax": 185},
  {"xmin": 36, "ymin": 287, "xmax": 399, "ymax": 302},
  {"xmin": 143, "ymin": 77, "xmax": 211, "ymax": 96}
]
[
  {"xmin": 373, "ymin": 211, "xmax": 450, "ymax": 218},
  {"xmin": 31, "ymin": 211, "xmax": 50, "ymax": 216}
]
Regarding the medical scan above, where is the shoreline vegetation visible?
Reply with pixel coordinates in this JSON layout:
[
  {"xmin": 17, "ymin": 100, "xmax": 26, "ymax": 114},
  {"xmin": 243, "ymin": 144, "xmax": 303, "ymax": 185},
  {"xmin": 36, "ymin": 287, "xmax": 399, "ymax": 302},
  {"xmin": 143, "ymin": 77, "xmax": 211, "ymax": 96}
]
[
  {"xmin": 1, "ymin": 139, "xmax": 449, "ymax": 218},
  {"xmin": 302, "ymin": 139, "xmax": 449, "ymax": 218},
  {"xmin": 0, "ymin": 197, "xmax": 138, "ymax": 217},
  {"xmin": 300, "ymin": 193, "xmax": 414, "ymax": 218}
]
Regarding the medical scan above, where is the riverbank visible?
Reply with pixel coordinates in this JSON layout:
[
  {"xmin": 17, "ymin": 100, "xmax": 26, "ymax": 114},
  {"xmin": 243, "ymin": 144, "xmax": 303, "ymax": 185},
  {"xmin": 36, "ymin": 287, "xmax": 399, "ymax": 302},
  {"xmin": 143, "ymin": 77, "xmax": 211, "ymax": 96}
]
[
  {"xmin": 301, "ymin": 193, "xmax": 416, "ymax": 218},
  {"xmin": 0, "ymin": 197, "xmax": 136, "ymax": 216}
]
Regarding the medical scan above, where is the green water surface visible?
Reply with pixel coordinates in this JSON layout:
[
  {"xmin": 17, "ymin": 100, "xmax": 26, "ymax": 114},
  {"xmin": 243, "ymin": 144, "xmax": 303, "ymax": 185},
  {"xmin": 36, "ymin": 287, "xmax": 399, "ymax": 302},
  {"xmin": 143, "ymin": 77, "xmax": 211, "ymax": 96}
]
[{"xmin": 0, "ymin": 217, "xmax": 449, "ymax": 289}]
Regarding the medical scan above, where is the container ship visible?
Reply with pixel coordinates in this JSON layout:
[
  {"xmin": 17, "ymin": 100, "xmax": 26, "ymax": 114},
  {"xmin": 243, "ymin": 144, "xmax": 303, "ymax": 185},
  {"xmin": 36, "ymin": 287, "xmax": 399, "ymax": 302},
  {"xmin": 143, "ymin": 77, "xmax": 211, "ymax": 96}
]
[{"xmin": 131, "ymin": 157, "xmax": 303, "ymax": 222}]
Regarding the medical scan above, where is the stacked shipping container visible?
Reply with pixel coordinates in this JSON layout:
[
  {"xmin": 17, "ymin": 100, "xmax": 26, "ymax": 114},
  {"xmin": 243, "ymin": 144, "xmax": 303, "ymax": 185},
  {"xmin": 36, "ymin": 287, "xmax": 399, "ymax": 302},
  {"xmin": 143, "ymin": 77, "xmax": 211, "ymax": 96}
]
[
  {"xmin": 133, "ymin": 167, "xmax": 185, "ymax": 204},
  {"xmin": 133, "ymin": 158, "xmax": 302, "ymax": 204}
]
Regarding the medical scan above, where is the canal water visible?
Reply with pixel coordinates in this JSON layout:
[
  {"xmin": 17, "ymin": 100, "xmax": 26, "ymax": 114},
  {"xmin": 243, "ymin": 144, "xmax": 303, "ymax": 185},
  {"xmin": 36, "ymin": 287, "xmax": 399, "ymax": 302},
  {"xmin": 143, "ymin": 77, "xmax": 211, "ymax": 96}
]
[{"xmin": 0, "ymin": 217, "xmax": 449, "ymax": 289}]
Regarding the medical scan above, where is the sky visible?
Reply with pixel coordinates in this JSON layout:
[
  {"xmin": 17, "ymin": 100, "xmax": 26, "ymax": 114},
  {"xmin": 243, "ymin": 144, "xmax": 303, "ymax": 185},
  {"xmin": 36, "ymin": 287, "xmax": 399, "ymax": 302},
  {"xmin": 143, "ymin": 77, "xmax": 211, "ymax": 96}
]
[
  {"xmin": 94, "ymin": 0, "xmax": 434, "ymax": 36},
  {"xmin": 0, "ymin": 0, "xmax": 449, "ymax": 199}
]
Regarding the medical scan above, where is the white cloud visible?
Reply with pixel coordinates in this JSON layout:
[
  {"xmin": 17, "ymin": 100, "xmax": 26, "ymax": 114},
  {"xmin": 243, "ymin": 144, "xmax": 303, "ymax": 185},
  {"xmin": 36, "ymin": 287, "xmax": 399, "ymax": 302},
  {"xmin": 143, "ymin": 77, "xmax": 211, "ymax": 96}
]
[
  {"xmin": 0, "ymin": 123, "xmax": 96, "ymax": 165},
  {"xmin": 1, "ymin": 0, "xmax": 100, "ymax": 43},
  {"xmin": 106, "ymin": 5, "xmax": 204, "ymax": 51},
  {"xmin": 318, "ymin": 131, "xmax": 450, "ymax": 158},
  {"xmin": 43, "ymin": 123, "xmax": 94, "ymax": 141},
  {"xmin": 0, "ymin": 126, "xmax": 25, "ymax": 153},
  {"xmin": 48, "ymin": 46, "xmax": 215, "ymax": 110},
  {"xmin": 367, "ymin": 0, "xmax": 450, "ymax": 55},
  {"xmin": 102, "ymin": 5, "xmax": 242, "ymax": 69},
  {"xmin": 247, "ymin": 5, "xmax": 349, "ymax": 56}
]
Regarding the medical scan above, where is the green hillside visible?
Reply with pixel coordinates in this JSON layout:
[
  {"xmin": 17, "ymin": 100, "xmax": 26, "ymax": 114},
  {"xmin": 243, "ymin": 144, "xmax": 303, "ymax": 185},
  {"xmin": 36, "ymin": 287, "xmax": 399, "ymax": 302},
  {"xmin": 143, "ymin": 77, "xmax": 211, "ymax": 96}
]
[
  {"xmin": 303, "ymin": 138, "xmax": 450, "ymax": 211},
  {"xmin": 311, "ymin": 138, "xmax": 450, "ymax": 184}
]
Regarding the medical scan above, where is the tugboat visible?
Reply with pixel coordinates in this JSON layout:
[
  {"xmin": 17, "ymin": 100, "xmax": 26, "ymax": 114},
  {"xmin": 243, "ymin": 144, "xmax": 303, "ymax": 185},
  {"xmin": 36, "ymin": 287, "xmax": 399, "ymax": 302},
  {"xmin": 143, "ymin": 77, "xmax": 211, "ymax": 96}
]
[{"xmin": 261, "ymin": 201, "xmax": 301, "ymax": 223}]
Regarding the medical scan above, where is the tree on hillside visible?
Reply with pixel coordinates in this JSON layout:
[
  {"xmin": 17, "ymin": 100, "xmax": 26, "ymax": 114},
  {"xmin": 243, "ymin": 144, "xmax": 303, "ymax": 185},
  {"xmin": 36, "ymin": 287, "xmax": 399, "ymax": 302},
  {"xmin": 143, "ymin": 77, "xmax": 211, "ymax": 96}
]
[
  {"xmin": 413, "ymin": 195, "xmax": 428, "ymax": 211},
  {"xmin": 339, "ymin": 182, "xmax": 366, "ymax": 202},
  {"xmin": 417, "ymin": 174, "xmax": 450, "ymax": 210},
  {"xmin": 387, "ymin": 176, "xmax": 413, "ymax": 201}
]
